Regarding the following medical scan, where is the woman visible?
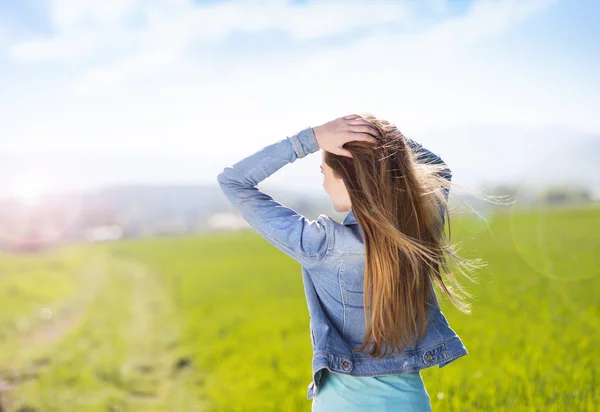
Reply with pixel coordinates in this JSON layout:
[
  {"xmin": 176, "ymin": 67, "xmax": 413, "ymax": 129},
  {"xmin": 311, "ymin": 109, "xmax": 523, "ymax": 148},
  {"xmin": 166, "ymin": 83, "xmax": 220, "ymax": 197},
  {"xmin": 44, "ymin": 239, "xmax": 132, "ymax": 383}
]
[{"xmin": 217, "ymin": 113, "xmax": 481, "ymax": 411}]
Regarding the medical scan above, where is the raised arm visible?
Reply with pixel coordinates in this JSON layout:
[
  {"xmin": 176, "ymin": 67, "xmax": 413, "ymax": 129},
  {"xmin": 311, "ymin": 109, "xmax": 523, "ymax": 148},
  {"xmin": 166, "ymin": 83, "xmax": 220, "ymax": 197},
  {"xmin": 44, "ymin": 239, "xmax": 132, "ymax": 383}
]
[
  {"xmin": 216, "ymin": 127, "xmax": 332, "ymax": 268},
  {"xmin": 216, "ymin": 115, "xmax": 378, "ymax": 268}
]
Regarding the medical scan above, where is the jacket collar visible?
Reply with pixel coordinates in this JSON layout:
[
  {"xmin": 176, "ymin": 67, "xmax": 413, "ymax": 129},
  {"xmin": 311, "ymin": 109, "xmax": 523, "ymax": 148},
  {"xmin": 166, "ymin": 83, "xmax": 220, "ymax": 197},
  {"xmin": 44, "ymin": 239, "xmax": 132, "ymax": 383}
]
[{"xmin": 342, "ymin": 209, "xmax": 357, "ymax": 225}]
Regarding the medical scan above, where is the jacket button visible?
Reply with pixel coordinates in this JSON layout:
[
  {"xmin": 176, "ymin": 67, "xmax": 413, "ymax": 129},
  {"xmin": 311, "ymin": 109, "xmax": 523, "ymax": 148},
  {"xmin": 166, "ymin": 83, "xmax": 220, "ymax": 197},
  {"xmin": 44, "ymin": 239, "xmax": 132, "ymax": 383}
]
[
  {"xmin": 426, "ymin": 353, "xmax": 434, "ymax": 362},
  {"xmin": 341, "ymin": 360, "xmax": 350, "ymax": 369}
]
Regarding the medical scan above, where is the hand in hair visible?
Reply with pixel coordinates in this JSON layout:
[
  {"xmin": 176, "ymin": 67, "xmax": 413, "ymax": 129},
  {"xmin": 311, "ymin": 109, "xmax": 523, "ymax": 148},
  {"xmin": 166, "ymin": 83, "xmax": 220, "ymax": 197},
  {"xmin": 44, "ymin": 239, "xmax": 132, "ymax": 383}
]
[{"xmin": 312, "ymin": 114, "xmax": 379, "ymax": 158}]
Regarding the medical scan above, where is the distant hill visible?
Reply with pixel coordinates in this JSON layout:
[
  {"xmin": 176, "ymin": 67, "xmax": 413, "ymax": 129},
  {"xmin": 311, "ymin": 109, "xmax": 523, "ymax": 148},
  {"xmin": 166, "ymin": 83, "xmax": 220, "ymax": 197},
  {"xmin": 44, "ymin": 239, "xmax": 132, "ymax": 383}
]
[
  {"xmin": 0, "ymin": 124, "xmax": 597, "ymax": 246},
  {"xmin": 418, "ymin": 125, "xmax": 599, "ymax": 191}
]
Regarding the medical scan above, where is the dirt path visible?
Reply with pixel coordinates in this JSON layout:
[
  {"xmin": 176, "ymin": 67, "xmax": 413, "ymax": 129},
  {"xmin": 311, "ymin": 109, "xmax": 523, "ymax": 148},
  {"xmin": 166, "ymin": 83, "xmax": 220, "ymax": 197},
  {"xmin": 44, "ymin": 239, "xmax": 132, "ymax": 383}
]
[
  {"xmin": 0, "ymin": 256, "xmax": 109, "ymax": 411},
  {"xmin": 20, "ymin": 258, "xmax": 107, "ymax": 347},
  {"xmin": 0, "ymin": 255, "xmax": 207, "ymax": 411},
  {"xmin": 115, "ymin": 258, "xmax": 207, "ymax": 411}
]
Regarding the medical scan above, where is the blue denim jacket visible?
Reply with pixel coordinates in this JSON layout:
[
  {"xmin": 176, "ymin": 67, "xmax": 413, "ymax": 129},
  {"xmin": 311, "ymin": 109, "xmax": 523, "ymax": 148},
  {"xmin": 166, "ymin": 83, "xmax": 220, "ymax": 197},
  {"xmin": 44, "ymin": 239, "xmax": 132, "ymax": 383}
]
[{"xmin": 216, "ymin": 126, "xmax": 468, "ymax": 400}]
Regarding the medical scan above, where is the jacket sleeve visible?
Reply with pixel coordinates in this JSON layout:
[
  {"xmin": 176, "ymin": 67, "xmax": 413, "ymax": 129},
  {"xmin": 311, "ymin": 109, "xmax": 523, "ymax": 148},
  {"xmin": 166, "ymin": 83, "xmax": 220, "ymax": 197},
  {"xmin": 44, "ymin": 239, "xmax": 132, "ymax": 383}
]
[
  {"xmin": 406, "ymin": 138, "xmax": 452, "ymax": 222},
  {"xmin": 216, "ymin": 127, "xmax": 332, "ymax": 269}
]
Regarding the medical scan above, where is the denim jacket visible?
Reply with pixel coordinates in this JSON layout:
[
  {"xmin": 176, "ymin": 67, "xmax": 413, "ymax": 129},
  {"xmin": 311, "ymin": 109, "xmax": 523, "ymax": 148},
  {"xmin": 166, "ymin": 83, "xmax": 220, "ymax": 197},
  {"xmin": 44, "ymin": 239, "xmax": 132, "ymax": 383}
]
[{"xmin": 216, "ymin": 126, "xmax": 468, "ymax": 400}]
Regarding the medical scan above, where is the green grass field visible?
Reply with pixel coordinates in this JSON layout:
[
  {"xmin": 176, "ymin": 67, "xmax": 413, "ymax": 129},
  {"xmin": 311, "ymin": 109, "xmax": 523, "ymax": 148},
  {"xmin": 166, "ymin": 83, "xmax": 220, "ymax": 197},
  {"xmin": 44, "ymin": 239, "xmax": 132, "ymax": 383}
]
[{"xmin": 0, "ymin": 205, "xmax": 598, "ymax": 411}]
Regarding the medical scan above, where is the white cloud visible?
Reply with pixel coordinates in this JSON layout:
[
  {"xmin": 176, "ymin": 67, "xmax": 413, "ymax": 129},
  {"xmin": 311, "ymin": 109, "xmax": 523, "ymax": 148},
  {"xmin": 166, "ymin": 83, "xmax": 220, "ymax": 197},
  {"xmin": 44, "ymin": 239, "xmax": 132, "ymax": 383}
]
[
  {"xmin": 10, "ymin": 0, "xmax": 410, "ymax": 63},
  {"xmin": 2, "ymin": 0, "xmax": 597, "ymax": 172},
  {"xmin": 50, "ymin": 0, "xmax": 141, "ymax": 28},
  {"xmin": 418, "ymin": 0, "xmax": 553, "ymax": 48}
]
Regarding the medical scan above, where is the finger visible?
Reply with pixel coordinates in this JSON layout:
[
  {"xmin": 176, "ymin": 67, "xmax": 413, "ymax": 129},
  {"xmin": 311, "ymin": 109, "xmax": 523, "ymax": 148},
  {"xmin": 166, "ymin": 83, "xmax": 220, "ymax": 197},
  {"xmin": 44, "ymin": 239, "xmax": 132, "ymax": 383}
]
[
  {"xmin": 349, "ymin": 125, "xmax": 380, "ymax": 138},
  {"xmin": 352, "ymin": 132, "xmax": 378, "ymax": 144},
  {"xmin": 347, "ymin": 119, "xmax": 373, "ymax": 126},
  {"xmin": 348, "ymin": 120, "xmax": 379, "ymax": 135},
  {"xmin": 343, "ymin": 114, "xmax": 362, "ymax": 120}
]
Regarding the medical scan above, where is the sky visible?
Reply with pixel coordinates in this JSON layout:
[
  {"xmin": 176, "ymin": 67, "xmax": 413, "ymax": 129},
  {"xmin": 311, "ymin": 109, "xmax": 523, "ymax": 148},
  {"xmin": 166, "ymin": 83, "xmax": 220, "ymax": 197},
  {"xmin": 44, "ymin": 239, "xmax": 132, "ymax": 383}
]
[{"xmin": 0, "ymin": 0, "xmax": 598, "ymax": 199}]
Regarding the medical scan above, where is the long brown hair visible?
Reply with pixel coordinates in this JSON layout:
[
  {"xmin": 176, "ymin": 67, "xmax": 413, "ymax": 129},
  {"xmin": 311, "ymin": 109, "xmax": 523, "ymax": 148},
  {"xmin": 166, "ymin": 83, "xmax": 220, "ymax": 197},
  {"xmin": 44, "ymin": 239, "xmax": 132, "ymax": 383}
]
[{"xmin": 323, "ymin": 112, "xmax": 485, "ymax": 358}]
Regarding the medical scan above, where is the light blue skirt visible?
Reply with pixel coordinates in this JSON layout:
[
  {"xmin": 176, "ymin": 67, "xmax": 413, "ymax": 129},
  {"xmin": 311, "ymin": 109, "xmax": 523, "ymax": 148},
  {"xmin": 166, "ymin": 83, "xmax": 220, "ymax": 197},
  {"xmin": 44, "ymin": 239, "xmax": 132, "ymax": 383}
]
[{"xmin": 311, "ymin": 369, "xmax": 432, "ymax": 412}]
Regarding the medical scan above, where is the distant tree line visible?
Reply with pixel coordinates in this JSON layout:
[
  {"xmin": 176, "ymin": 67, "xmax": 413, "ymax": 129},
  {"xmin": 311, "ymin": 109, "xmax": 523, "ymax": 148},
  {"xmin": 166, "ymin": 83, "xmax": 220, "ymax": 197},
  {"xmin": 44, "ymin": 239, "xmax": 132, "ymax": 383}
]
[
  {"xmin": 536, "ymin": 185, "xmax": 592, "ymax": 205},
  {"xmin": 482, "ymin": 183, "xmax": 595, "ymax": 207}
]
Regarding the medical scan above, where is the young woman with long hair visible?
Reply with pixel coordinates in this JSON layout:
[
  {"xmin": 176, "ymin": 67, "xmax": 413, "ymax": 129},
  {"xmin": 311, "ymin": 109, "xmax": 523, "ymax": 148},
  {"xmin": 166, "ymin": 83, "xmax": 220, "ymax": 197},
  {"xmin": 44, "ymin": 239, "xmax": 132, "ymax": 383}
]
[{"xmin": 217, "ymin": 113, "xmax": 483, "ymax": 411}]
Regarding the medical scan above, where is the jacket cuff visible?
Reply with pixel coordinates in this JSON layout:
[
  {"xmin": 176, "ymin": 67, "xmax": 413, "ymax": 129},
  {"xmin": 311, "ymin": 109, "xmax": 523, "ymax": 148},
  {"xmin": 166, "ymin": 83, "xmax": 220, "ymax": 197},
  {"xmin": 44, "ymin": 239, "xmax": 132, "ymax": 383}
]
[{"xmin": 288, "ymin": 127, "xmax": 320, "ymax": 159}]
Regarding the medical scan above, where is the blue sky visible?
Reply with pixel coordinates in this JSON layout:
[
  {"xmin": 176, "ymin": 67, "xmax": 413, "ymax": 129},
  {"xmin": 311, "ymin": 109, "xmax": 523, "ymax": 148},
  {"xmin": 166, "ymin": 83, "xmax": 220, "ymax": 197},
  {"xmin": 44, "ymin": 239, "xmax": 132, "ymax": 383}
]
[{"xmin": 0, "ymin": 0, "xmax": 598, "ymax": 198}]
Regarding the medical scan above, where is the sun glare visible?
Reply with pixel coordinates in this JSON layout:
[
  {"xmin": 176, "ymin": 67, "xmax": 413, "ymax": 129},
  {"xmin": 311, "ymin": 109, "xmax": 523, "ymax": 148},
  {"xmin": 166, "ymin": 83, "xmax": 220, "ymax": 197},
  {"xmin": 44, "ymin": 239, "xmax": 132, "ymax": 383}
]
[{"xmin": 9, "ymin": 177, "xmax": 47, "ymax": 206}]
